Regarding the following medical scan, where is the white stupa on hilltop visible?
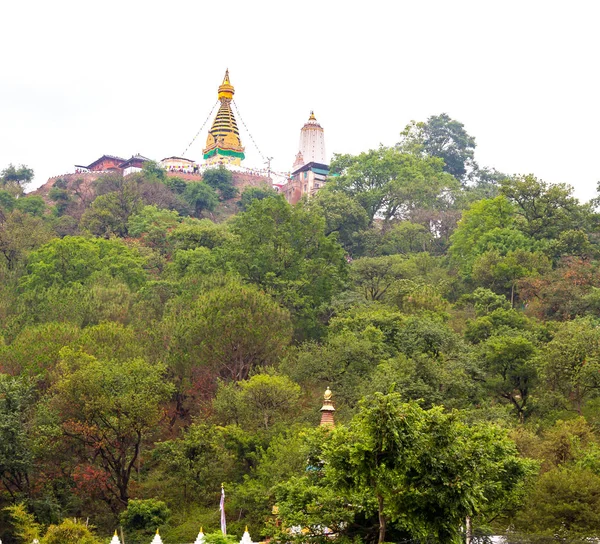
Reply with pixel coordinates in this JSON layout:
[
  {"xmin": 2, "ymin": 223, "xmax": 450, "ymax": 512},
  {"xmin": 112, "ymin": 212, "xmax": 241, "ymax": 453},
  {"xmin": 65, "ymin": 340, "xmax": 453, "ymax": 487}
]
[
  {"xmin": 150, "ymin": 529, "xmax": 163, "ymax": 544},
  {"xmin": 110, "ymin": 530, "xmax": 121, "ymax": 544},
  {"xmin": 194, "ymin": 527, "xmax": 205, "ymax": 544},
  {"xmin": 240, "ymin": 526, "xmax": 253, "ymax": 544}
]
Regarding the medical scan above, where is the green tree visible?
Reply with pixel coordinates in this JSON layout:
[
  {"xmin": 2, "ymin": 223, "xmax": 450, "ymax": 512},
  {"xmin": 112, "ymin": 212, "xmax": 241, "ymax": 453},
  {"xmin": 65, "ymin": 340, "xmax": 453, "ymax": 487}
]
[
  {"xmin": 0, "ymin": 164, "xmax": 34, "ymax": 197},
  {"xmin": 480, "ymin": 335, "xmax": 537, "ymax": 420},
  {"xmin": 398, "ymin": 113, "xmax": 477, "ymax": 181},
  {"xmin": 500, "ymin": 174, "xmax": 592, "ymax": 240},
  {"xmin": 3, "ymin": 503, "xmax": 41, "ymax": 543},
  {"xmin": 80, "ymin": 191, "xmax": 140, "ymax": 237},
  {"xmin": 14, "ymin": 196, "xmax": 45, "ymax": 217},
  {"xmin": 183, "ymin": 182, "xmax": 219, "ymax": 217},
  {"xmin": 152, "ymin": 423, "xmax": 244, "ymax": 504},
  {"xmin": 472, "ymin": 249, "xmax": 550, "ymax": 305},
  {"xmin": 0, "ymin": 190, "xmax": 16, "ymax": 212},
  {"xmin": 328, "ymin": 146, "xmax": 459, "ymax": 225},
  {"xmin": 49, "ymin": 186, "xmax": 72, "ymax": 216},
  {"xmin": 0, "ymin": 209, "xmax": 54, "ymax": 270},
  {"xmin": 41, "ymin": 518, "xmax": 102, "ymax": 544},
  {"xmin": 449, "ymin": 195, "xmax": 520, "ymax": 278},
  {"xmin": 203, "ymin": 166, "xmax": 237, "ymax": 200},
  {"xmin": 51, "ymin": 349, "xmax": 174, "ymax": 507},
  {"xmin": 379, "ymin": 221, "xmax": 433, "ymax": 256},
  {"xmin": 120, "ymin": 499, "xmax": 171, "ymax": 541},
  {"xmin": 350, "ymin": 255, "xmax": 406, "ymax": 301},
  {"xmin": 276, "ymin": 393, "xmax": 533, "ymax": 544},
  {"xmin": 538, "ymin": 318, "xmax": 600, "ymax": 414},
  {"xmin": 238, "ymin": 186, "xmax": 279, "ymax": 211},
  {"xmin": 127, "ymin": 205, "xmax": 182, "ymax": 252},
  {"xmin": 20, "ymin": 236, "xmax": 147, "ymax": 292},
  {"xmin": 223, "ymin": 197, "xmax": 347, "ymax": 337},
  {"xmin": 213, "ymin": 372, "xmax": 302, "ymax": 431},
  {"xmin": 308, "ymin": 190, "xmax": 369, "ymax": 253},
  {"xmin": 516, "ymin": 467, "xmax": 600, "ymax": 538},
  {"xmin": 168, "ymin": 219, "xmax": 232, "ymax": 251},
  {"xmin": 0, "ymin": 375, "xmax": 35, "ymax": 499},
  {"xmin": 0, "ymin": 321, "xmax": 81, "ymax": 379},
  {"xmin": 282, "ymin": 326, "xmax": 387, "ymax": 408},
  {"xmin": 164, "ymin": 279, "xmax": 292, "ymax": 384}
]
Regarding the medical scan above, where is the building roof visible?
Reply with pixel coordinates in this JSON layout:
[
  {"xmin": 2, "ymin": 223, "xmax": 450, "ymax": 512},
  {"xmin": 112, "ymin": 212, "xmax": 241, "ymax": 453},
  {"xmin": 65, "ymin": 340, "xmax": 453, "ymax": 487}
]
[
  {"xmin": 85, "ymin": 154, "xmax": 126, "ymax": 170},
  {"xmin": 291, "ymin": 161, "xmax": 330, "ymax": 176},
  {"xmin": 160, "ymin": 156, "xmax": 196, "ymax": 163},
  {"xmin": 120, "ymin": 154, "xmax": 151, "ymax": 168}
]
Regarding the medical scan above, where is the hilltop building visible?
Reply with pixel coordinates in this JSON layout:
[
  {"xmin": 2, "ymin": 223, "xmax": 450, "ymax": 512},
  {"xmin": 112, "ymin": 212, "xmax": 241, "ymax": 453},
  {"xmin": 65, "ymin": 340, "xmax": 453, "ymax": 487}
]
[
  {"xmin": 75, "ymin": 154, "xmax": 150, "ymax": 175},
  {"xmin": 293, "ymin": 111, "xmax": 326, "ymax": 169},
  {"xmin": 282, "ymin": 112, "xmax": 330, "ymax": 204},
  {"xmin": 160, "ymin": 156, "xmax": 197, "ymax": 173},
  {"xmin": 75, "ymin": 154, "xmax": 125, "ymax": 172},
  {"xmin": 46, "ymin": 70, "xmax": 332, "ymax": 202},
  {"xmin": 203, "ymin": 70, "xmax": 246, "ymax": 166}
]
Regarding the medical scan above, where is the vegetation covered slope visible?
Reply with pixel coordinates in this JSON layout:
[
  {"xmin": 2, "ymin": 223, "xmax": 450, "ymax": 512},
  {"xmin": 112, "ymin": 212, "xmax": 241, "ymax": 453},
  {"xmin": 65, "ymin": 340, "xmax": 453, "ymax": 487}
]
[{"xmin": 2, "ymin": 115, "xmax": 600, "ymax": 543}]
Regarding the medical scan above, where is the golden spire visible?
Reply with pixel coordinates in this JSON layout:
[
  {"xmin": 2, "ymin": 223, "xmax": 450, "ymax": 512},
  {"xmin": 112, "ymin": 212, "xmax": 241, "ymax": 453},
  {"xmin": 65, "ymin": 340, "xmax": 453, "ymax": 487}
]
[
  {"xmin": 218, "ymin": 69, "xmax": 235, "ymax": 101},
  {"xmin": 309, "ymin": 110, "xmax": 316, "ymax": 121},
  {"xmin": 320, "ymin": 386, "xmax": 335, "ymax": 427},
  {"xmin": 114, "ymin": 530, "xmax": 118, "ymax": 536},
  {"xmin": 245, "ymin": 525, "xmax": 249, "ymax": 532},
  {"xmin": 156, "ymin": 528, "xmax": 160, "ymax": 535},
  {"xmin": 204, "ymin": 70, "xmax": 245, "ymax": 165}
]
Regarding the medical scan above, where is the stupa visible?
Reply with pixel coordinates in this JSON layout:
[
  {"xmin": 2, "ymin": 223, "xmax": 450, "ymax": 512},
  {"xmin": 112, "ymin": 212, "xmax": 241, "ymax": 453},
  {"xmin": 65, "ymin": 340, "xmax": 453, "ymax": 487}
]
[
  {"xmin": 194, "ymin": 527, "xmax": 205, "ymax": 544},
  {"xmin": 319, "ymin": 386, "xmax": 335, "ymax": 427},
  {"xmin": 203, "ymin": 70, "xmax": 245, "ymax": 166},
  {"xmin": 150, "ymin": 528, "xmax": 163, "ymax": 544},
  {"xmin": 109, "ymin": 530, "xmax": 121, "ymax": 544},
  {"xmin": 240, "ymin": 526, "xmax": 253, "ymax": 544}
]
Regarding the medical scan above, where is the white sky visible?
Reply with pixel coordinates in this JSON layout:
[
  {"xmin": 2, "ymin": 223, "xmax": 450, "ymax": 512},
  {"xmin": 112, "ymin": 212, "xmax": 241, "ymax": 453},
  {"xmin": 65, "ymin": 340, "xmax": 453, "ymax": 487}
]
[{"xmin": 1, "ymin": 0, "xmax": 598, "ymax": 201}]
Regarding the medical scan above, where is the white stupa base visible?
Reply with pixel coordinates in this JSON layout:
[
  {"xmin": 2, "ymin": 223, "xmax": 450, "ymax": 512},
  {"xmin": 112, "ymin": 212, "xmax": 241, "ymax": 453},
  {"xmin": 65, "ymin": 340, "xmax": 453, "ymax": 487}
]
[{"xmin": 240, "ymin": 529, "xmax": 254, "ymax": 544}]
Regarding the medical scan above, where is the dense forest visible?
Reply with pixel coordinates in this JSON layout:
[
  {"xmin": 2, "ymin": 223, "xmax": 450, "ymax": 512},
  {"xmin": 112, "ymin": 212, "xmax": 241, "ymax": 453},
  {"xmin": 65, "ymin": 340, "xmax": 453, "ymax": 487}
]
[{"xmin": 2, "ymin": 114, "xmax": 600, "ymax": 544}]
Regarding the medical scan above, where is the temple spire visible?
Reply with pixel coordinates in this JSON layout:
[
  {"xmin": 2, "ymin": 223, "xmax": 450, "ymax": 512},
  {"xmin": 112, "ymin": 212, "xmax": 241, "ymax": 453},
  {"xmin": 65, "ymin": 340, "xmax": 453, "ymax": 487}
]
[
  {"xmin": 203, "ymin": 70, "xmax": 245, "ymax": 165},
  {"xmin": 292, "ymin": 111, "xmax": 326, "ymax": 170},
  {"xmin": 319, "ymin": 386, "xmax": 335, "ymax": 427}
]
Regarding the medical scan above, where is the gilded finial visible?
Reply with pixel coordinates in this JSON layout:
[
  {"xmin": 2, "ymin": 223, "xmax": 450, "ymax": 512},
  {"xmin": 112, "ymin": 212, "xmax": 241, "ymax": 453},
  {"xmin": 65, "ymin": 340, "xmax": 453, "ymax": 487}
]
[
  {"xmin": 200, "ymin": 527, "xmax": 204, "ymax": 533},
  {"xmin": 114, "ymin": 530, "xmax": 118, "ymax": 536},
  {"xmin": 156, "ymin": 528, "xmax": 160, "ymax": 535},
  {"xmin": 245, "ymin": 525, "xmax": 249, "ymax": 532},
  {"xmin": 309, "ymin": 111, "xmax": 316, "ymax": 121},
  {"xmin": 218, "ymin": 70, "xmax": 235, "ymax": 101},
  {"xmin": 324, "ymin": 386, "xmax": 332, "ymax": 400}
]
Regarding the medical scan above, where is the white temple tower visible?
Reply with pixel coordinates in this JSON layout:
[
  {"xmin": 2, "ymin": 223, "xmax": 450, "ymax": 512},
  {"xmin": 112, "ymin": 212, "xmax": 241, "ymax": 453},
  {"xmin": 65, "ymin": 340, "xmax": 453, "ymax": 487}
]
[{"xmin": 293, "ymin": 112, "xmax": 326, "ymax": 170}]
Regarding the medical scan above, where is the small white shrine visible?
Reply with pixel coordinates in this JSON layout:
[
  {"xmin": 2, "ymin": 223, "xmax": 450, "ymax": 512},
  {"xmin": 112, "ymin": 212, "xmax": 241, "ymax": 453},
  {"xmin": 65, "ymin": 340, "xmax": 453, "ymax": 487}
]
[
  {"xmin": 150, "ymin": 528, "xmax": 163, "ymax": 544},
  {"xmin": 194, "ymin": 527, "xmax": 205, "ymax": 544},
  {"xmin": 110, "ymin": 530, "xmax": 121, "ymax": 544},
  {"xmin": 240, "ymin": 526, "xmax": 254, "ymax": 544}
]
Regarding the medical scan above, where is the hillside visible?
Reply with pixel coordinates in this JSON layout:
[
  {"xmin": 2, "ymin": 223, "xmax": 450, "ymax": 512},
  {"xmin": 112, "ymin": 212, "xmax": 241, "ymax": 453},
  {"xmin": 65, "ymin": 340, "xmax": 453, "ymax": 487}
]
[{"xmin": 2, "ymin": 115, "xmax": 600, "ymax": 544}]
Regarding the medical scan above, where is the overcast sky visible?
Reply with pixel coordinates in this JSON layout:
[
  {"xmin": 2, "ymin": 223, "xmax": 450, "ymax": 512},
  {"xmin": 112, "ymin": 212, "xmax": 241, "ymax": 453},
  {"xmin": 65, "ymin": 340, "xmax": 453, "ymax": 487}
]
[{"xmin": 1, "ymin": 0, "xmax": 598, "ymax": 201}]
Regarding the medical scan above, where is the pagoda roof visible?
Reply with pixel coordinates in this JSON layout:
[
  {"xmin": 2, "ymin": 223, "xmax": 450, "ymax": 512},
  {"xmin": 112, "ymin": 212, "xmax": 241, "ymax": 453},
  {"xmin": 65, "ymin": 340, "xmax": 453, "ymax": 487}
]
[
  {"xmin": 120, "ymin": 154, "xmax": 151, "ymax": 168},
  {"xmin": 291, "ymin": 161, "xmax": 329, "ymax": 176},
  {"xmin": 85, "ymin": 155, "xmax": 126, "ymax": 169}
]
